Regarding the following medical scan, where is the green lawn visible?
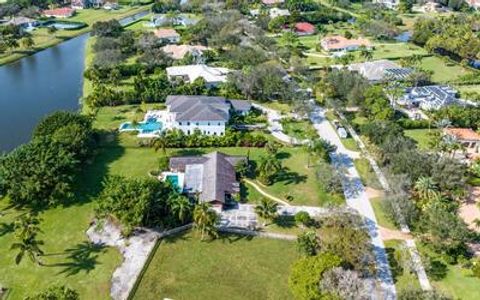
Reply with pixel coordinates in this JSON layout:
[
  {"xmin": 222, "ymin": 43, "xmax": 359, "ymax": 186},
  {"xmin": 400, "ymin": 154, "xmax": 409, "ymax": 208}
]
[
  {"xmin": 341, "ymin": 137, "xmax": 360, "ymax": 152},
  {"xmin": 417, "ymin": 243, "xmax": 480, "ymax": 299},
  {"xmin": 281, "ymin": 119, "xmax": 317, "ymax": 140},
  {"xmin": 0, "ymin": 148, "xmax": 125, "ymax": 299},
  {"xmin": 353, "ymin": 158, "xmax": 382, "ymax": 190},
  {"xmin": 404, "ymin": 129, "xmax": 436, "ymax": 150},
  {"xmin": 132, "ymin": 231, "xmax": 298, "ymax": 300},
  {"xmin": 420, "ymin": 56, "xmax": 474, "ymax": 83},
  {"xmin": 372, "ymin": 43, "xmax": 428, "ymax": 60},
  {"xmin": 384, "ymin": 240, "xmax": 421, "ymax": 292},
  {"xmin": 370, "ymin": 197, "xmax": 396, "ymax": 230}
]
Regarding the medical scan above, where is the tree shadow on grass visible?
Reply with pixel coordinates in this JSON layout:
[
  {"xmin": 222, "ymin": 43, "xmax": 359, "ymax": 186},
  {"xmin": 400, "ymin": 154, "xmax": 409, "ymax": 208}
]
[
  {"xmin": 172, "ymin": 149, "xmax": 207, "ymax": 157},
  {"xmin": 275, "ymin": 151, "xmax": 291, "ymax": 160},
  {"xmin": 273, "ymin": 215, "xmax": 296, "ymax": 229},
  {"xmin": 161, "ymin": 230, "xmax": 191, "ymax": 244},
  {"xmin": 45, "ymin": 241, "xmax": 106, "ymax": 276},
  {"xmin": 275, "ymin": 169, "xmax": 307, "ymax": 185},
  {"xmin": 217, "ymin": 233, "xmax": 254, "ymax": 244},
  {"xmin": 63, "ymin": 132, "xmax": 125, "ymax": 208},
  {"xmin": 0, "ymin": 222, "xmax": 14, "ymax": 237}
]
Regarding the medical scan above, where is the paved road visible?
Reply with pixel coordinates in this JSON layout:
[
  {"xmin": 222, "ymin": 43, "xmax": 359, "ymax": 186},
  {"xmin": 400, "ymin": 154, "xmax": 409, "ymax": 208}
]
[
  {"xmin": 310, "ymin": 106, "xmax": 397, "ymax": 299},
  {"xmin": 336, "ymin": 110, "xmax": 432, "ymax": 291}
]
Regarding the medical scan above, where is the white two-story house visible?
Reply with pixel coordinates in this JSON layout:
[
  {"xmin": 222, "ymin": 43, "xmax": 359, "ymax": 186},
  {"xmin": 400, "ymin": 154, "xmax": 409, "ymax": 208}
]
[{"xmin": 164, "ymin": 95, "xmax": 251, "ymax": 136}]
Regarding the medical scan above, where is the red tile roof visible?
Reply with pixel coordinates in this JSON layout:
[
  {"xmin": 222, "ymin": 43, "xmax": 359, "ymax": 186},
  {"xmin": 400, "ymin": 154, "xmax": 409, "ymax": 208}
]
[
  {"xmin": 294, "ymin": 22, "xmax": 316, "ymax": 34},
  {"xmin": 43, "ymin": 7, "xmax": 75, "ymax": 17},
  {"xmin": 321, "ymin": 35, "xmax": 371, "ymax": 51},
  {"xmin": 154, "ymin": 28, "xmax": 180, "ymax": 39},
  {"xmin": 444, "ymin": 128, "xmax": 480, "ymax": 141}
]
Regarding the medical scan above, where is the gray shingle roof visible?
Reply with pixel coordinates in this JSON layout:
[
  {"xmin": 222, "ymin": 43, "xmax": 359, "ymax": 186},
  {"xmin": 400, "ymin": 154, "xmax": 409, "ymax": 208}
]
[
  {"xmin": 169, "ymin": 151, "xmax": 246, "ymax": 203},
  {"xmin": 166, "ymin": 95, "xmax": 230, "ymax": 122}
]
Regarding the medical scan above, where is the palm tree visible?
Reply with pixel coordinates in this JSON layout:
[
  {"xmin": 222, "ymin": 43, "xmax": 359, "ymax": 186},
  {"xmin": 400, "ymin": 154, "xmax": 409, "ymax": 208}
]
[
  {"xmin": 257, "ymin": 154, "xmax": 282, "ymax": 185},
  {"xmin": 168, "ymin": 194, "xmax": 192, "ymax": 224},
  {"xmin": 11, "ymin": 213, "xmax": 44, "ymax": 265},
  {"xmin": 20, "ymin": 36, "xmax": 34, "ymax": 50},
  {"xmin": 193, "ymin": 202, "xmax": 219, "ymax": 240},
  {"xmin": 150, "ymin": 132, "xmax": 168, "ymax": 155},
  {"xmin": 473, "ymin": 218, "xmax": 480, "ymax": 231},
  {"xmin": 414, "ymin": 176, "xmax": 439, "ymax": 209},
  {"xmin": 360, "ymin": 46, "xmax": 373, "ymax": 61},
  {"xmin": 255, "ymin": 198, "xmax": 278, "ymax": 226}
]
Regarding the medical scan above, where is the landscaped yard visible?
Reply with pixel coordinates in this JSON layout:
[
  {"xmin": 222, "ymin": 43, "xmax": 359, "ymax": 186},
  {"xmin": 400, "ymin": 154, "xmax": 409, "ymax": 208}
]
[
  {"xmin": 132, "ymin": 231, "xmax": 298, "ymax": 300},
  {"xmin": 417, "ymin": 243, "xmax": 480, "ymax": 299},
  {"xmin": 281, "ymin": 118, "xmax": 317, "ymax": 140},
  {"xmin": 420, "ymin": 56, "xmax": 474, "ymax": 83},
  {"xmin": 0, "ymin": 151, "xmax": 124, "ymax": 299},
  {"xmin": 370, "ymin": 197, "xmax": 396, "ymax": 230},
  {"xmin": 404, "ymin": 129, "xmax": 436, "ymax": 150}
]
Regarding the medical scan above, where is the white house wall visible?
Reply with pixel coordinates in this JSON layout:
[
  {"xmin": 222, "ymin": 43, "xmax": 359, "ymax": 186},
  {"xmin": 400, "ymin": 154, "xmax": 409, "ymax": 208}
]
[{"xmin": 176, "ymin": 121, "xmax": 226, "ymax": 135}]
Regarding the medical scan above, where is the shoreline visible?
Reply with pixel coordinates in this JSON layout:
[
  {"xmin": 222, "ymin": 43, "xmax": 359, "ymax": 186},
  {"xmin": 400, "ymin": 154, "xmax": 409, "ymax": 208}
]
[{"xmin": 0, "ymin": 5, "xmax": 150, "ymax": 67}]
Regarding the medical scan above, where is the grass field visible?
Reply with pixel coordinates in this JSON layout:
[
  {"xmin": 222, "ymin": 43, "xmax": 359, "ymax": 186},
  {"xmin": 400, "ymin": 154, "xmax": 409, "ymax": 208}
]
[
  {"xmin": 420, "ymin": 56, "xmax": 474, "ymax": 83},
  {"xmin": 0, "ymin": 148, "xmax": 124, "ymax": 299},
  {"xmin": 417, "ymin": 243, "xmax": 480, "ymax": 299},
  {"xmin": 281, "ymin": 119, "xmax": 317, "ymax": 140},
  {"xmin": 354, "ymin": 158, "xmax": 382, "ymax": 190},
  {"xmin": 341, "ymin": 137, "xmax": 360, "ymax": 152},
  {"xmin": 370, "ymin": 197, "xmax": 396, "ymax": 230},
  {"xmin": 0, "ymin": 5, "xmax": 150, "ymax": 66},
  {"xmin": 404, "ymin": 129, "xmax": 436, "ymax": 150},
  {"xmin": 384, "ymin": 240, "xmax": 421, "ymax": 293},
  {"xmin": 132, "ymin": 231, "xmax": 298, "ymax": 300}
]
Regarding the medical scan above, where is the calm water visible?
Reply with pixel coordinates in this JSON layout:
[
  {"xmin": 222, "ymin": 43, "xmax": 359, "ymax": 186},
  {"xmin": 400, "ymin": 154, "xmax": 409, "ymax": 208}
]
[{"xmin": 0, "ymin": 34, "xmax": 88, "ymax": 153}]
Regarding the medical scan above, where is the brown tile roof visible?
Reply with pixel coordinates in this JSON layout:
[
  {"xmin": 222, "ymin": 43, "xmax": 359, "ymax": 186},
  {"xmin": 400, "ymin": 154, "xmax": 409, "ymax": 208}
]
[
  {"xmin": 444, "ymin": 128, "xmax": 480, "ymax": 141},
  {"xmin": 154, "ymin": 28, "xmax": 180, "ymax": 39},
  {"xmin": 43, "ymin": 7, "xmax": 75, "ymax": 17},
  {"xmin": 161, "ymin": 44, "xmax": 207, "ymax": 60}
]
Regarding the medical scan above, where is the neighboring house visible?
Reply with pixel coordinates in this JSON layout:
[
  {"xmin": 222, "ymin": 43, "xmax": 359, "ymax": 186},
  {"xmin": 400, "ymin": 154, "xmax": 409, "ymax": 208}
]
[
  {"xmin": 269, "ymin": 8, "xmax": 290, "ymax": 18},
  {"xmin": 166, "ymin": 151, "xmax": 246, "ymax": 208},
  {"xmin": 103, "ymin": 2, "xmax": 119, "ymax": 10},
  {"xmin": 467, "ymin": 0, "xmax": 480, "ymax": 9},
  {"xmin": 262, "ymin": 0, "xmax": 285, "ymax": 5},
  {"xmin": 5, "ymin": 17, "xmax": 39, "ymax": 29},
  {"xmin": 321, "ymin": 35, "xmax": 372, "ymax": 52},
  {"xmin": 163, "ymin": 95, "xmax": 251, "ymax": 136},
  {"xmin": 43, "ymin": 7, "xmax": 76, "ymax": 18},
  {"xmin": 373, "ymin": 0, "xmax": 399, "ymax": 9},
  {"xmin": 443, "ymin": 128, "xmax": 480, "ymax": 154},
  {"xmin": 348, "ymin": 59, "xmax": 413, "ymax": 82},
  {"xmin": 166, "ymin": 64, "xmax": 230, "ymax": 87},
  {"xmin": 293, "ymin": 22, "xmax": 316, "ymax": 36},
  {"xmin": 161, "ymin": 44, "xmax": 208, "ymax": 60},
  {"xmin": 401, "ymin": 85, "xmax": 457, "ymax": 111},
  {"xmin": 149, "ymin": 14, "xmax": 198, "ymax": 27},
  {"xmin": 154, "ymin": 28, "xmax": 181, "ymax": 44}
]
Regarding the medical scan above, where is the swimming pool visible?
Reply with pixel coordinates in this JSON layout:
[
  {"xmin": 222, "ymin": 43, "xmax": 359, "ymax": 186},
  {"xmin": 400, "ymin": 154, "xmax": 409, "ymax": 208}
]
[
  {"xmin": 164, "ymin": 173, "xmax": 184, "ymax": 191},
  {"xmin": 119, "ymin": 118, "xmax": 163, "ymax": 135}
]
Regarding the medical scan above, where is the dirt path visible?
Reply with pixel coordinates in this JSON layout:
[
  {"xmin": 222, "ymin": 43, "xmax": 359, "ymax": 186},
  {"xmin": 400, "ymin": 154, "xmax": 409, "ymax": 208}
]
[
  {"xmin": 379, "ymin": 226, "xmax": 412, "ymax": 241},
  {"xmin": 243, "ymin": 179, "xmax": 291, "ymax": 206}
]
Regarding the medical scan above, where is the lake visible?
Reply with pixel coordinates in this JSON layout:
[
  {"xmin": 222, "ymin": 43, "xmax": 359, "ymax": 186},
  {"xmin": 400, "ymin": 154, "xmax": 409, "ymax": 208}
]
[
  {"xmin": 0, "ymin": 34, "xmax": 88, "ymax": 153},
  {"xmin": 0, "ymin": 10, "xmax": 149, "ymax": 153}
]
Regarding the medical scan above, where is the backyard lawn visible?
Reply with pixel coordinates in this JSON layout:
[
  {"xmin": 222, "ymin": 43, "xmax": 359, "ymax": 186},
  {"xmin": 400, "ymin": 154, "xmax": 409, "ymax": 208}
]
[
  {"xmin": 131, "ymin": 231, "xmax": 298, "ymax": 300},
  {"xmin": 281, "ymin": 118, "xmax": 317, "ymax": 140},
  {"xmin": 404, "ymin": 129, "xmax": 436, "ymax": 150},
  {"xmin": 417, "ymin": 243, "xmax": 480, "ymax": 299},
  {"xmin": 0, "ymin": 148, "xmax": 125, "ymax": 299},
  {"xmin": 420, "ymin": 56, "xmax": 474, "ymax": 83},
  {"xmin": 384, "ymin": 240, "xmax": 421, "ymax": 293}
]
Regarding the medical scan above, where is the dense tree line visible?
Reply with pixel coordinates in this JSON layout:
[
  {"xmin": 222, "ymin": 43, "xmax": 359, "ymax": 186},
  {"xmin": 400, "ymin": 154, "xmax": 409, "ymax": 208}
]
[
  {"xmin": 412, "ymin": 15, "xmax": 480, "ymax": 61},
  {"xmin": 0, "ymin": 112, "xmax": 95, "ymax": 209}
]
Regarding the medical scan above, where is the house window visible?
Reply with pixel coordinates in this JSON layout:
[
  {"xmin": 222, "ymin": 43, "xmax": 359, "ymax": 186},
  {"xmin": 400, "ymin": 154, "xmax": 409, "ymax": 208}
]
[
  {"xmin": 187, "ymin": 130, "xmax": 190, "ymax": 135},
  {"xmin": 213, "ymin": 132, "xmax": 217, "ymax": 136},
  {"xmin": 207, "ymin": 131, "xmax": 210, "ymax": 134},
  {"xmin": 203, "ymin": 131, "xmax": 206, "ymax": 134},
  {"xmin": 187, "ymin": 122, "xmax": 190, "ymax": 126},
  {"xmin": 179, "ymin": 122, "xmax": 182, "ymax": 125},
  {"xmin": 208, "ymin": 122, "xmax": 210, "ymax": 126},
  {"xmin": 196, "ymin": 122, "xmax": 199, "ymax": 126},
  {"xmin": 218, "ymin": 122, "xmax": 221, "ymax": 126}
]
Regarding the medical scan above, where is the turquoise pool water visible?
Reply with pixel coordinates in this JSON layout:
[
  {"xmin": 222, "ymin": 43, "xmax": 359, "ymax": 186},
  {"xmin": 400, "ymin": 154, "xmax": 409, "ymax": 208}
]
[
  {"xmin": 166, "ymin": 175, "xmax": 179, "ymax": 186},
  {"xmin": 119, "ymin": 118, "xmax": 163, "ymax": 134}
]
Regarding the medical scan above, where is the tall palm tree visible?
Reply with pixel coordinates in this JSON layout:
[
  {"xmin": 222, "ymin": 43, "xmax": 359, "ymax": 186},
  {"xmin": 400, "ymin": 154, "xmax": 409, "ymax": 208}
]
[
  {"xmin": 11, "ymin": 213, "xmax": 44, "ymax": 265},
  {"xmin": 150, "ymin": 132, "xmax": 168, "ymax": 155},
  {"xmin": 193, "ymin": 202, "xmax": 219, "ymax": 240},
  {"xmin": 168, "ymin": 194, "xmax": 192, "ymax": 224},
  {"xmin": 255, "ymin": 198, "xmax": 278, "ymax": 226},
  {"xmin": 414, "ymin": 176, "xmax": 439, "ymax": 209},
  {"xmin": 257, "ymin": 154, "xmax": 282, "ymax": 185}
]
